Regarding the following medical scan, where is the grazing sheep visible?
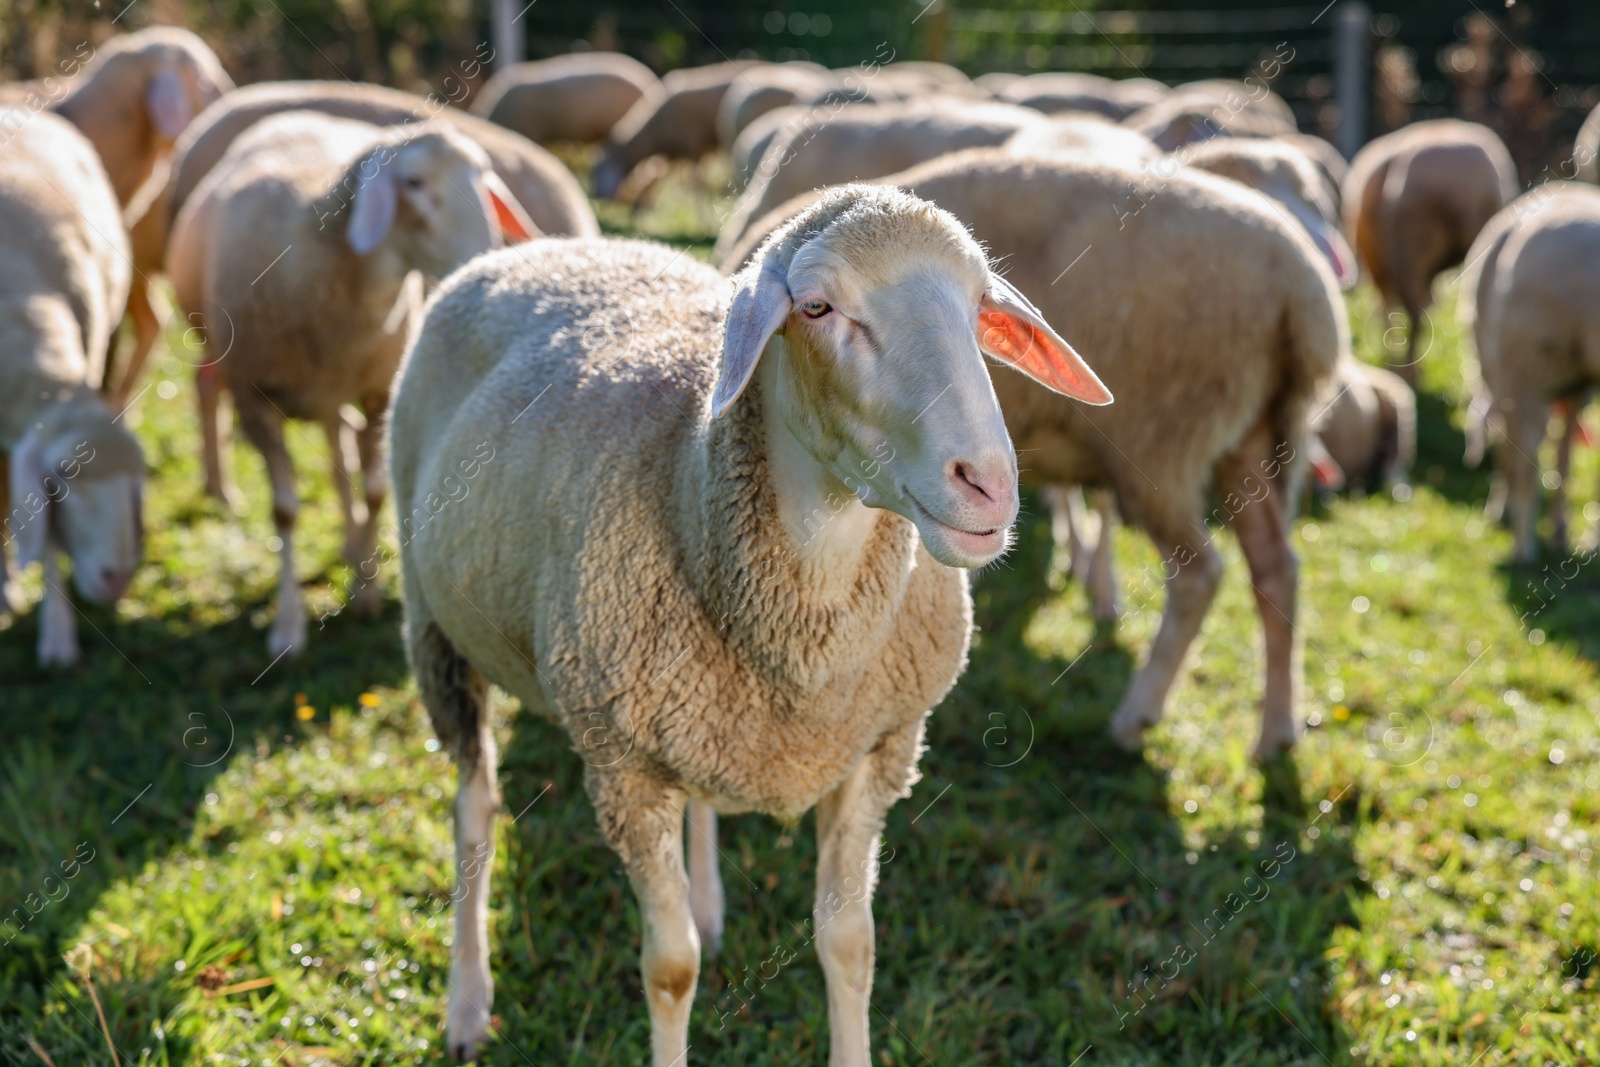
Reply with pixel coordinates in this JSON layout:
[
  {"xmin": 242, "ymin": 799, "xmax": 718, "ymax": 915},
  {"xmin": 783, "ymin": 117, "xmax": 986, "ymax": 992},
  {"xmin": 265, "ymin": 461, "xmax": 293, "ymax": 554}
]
[
  {"xmin": 975, "ymin": 71, "xmax": 1022, "ymax": 97},
  {"xmin": 715, "ymin": 100, "xmax": 1045, "ymax": 262},
  {"xmin": 715, "ymin": 62, "xmax": 830, "ymax": 148},
  {"xmin": 1458, "ymin": 182, "xmax": 1600, "ymax": 560},
  {"xmin": 157, "ymin": 80, "xmax": 597, "ymax": 502},
  {"xmin": 593, "ymin": 61, "xmax": 760, "ymax": 199},
  {"xmin": 1125, "ymin": 92, "xmax": 1296, "ymax": 151},
  {"xmin": 998, "ymin": 72, "xmax": 1164, "ymax": 121},
  {"xmin": 1344, "ymin": 119, "xmax": 1516, "ymax": 384},
  {"xmin": 1309, "ymin": 358, "xmax": 1417, "ymax": 493},
  {"xmin": 390, "ymin": 186, "xmax": 1110, "ymax": 1062},
  {"xmin": 1185, "ymin": 137, "xmax": 1357, "ymax": 287},
  {"xmin": 1004, "ymin": 114, "xmax": 1160, "ymax": 165},
  {"xmin": 1280, "ymin": 131, "xmax": 1348, "ymax": 215},
  {"xmin": 726, "ymin": 151, "xmax": 1344, "ymax": 758},
  {"xmin": 471, "ymin": 52, "xmax": 660, "ymax": 145},
  {"xmin": 18, "ymin": 28, "xmax": 234, "ymax": 410},
  {"xmin": 1, "ymin": 110, "xmax": 144, "ymax": 666},
  {"xmin": 169, "ymin": 112, "xmax": 537, "ymax": 657}
]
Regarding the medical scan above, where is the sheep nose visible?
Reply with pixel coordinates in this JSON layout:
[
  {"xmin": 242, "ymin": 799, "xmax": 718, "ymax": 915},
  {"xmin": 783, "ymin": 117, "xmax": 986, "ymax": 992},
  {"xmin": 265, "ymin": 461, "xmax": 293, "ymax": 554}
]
[{"xmin": 948, "ymin": 457, "xmax": 1016, "ymax": 514}]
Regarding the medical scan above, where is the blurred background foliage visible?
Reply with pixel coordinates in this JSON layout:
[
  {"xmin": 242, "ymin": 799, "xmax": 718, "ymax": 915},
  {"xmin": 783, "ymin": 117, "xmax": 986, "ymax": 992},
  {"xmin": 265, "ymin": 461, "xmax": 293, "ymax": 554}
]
[{"xmin": 1, "ymin": 0, "xmax": 1597, "ymax": 179}]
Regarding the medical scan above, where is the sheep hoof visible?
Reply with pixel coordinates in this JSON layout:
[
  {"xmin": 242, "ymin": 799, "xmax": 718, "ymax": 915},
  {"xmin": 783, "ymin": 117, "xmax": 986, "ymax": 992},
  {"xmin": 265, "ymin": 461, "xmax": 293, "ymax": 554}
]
[
  {"xmin": 446, "ymin": 995, "xmax": 492, "ymax": 1061},
  {"xmin": 267, "ymin": 614, "xmax": 307, "ymax": 660},
  {"xmin": 1107, "ymin": 712, "xmax": 1149, "ymax": 753}
]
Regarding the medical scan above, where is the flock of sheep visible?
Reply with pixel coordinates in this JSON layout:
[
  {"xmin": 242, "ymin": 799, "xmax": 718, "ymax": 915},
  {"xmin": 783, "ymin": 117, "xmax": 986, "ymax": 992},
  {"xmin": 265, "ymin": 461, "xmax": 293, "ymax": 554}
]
[{"xmin": 5, "ymin": 25, "xmax": 1600, "ymax": 1064}]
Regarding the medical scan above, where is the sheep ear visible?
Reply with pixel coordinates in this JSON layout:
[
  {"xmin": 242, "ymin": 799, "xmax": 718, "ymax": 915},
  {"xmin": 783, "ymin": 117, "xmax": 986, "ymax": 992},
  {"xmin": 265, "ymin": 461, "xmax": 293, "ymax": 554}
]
[
  {"xmin": 145, "ymin": 67, "xmax": 193, "ymax": 140},
  {"xmin": 980, "ymin": 272, "xmax": 1113, "ymax": 406},
  {"xmin": 483, "ymin": 172, "xmax": 539, "ymax": 243},
  {"xmin": 8, "ymin": 427, "xmax": 48, "ymax": 568},
  {"xmin": 347, "ymin": 157, "xmax": 398, "ymax": 254},
  {"xmin": 714, "ymin": 265, "xmax": 791, "ymax": 418}
]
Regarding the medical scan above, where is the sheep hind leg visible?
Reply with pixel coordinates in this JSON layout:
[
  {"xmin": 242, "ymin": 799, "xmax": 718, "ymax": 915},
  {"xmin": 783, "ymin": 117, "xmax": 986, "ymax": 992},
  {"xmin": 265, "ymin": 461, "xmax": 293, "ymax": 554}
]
[
  {"xmin": 109, "ymin": 281, "xmax": 166, "ymax": 407},
  {"xmin": 197, "ymin": 362, "xmax": 239, "ymax": 510},
  {"xmin": 1499, "ymin": 399, "xmax": 1548, "ymax": 564},
  {"xmin": 349, "ymin": 397, "xmax": 390, "ymax": 615},
  {"xmin": 1220, "ymin": 440, "xmax": 1303, "ymax": 760},
  {"xmin": 685, "ymin": 799, "xmax": 725, "ymax": 960},
  {"xmin": 322, "ymin": 412, "xmax": 366, "ymax": 569},
  {"xmin": 413, "ymin": 619, "xmax": 499, "ymax": 1061},
  {"xmin": 1108, "ymin": 500, "xmax": 1222, "ymax": 751},
  {"xmin": 236, "ymin": 400, "xmax": 305, "ymax": 658}
]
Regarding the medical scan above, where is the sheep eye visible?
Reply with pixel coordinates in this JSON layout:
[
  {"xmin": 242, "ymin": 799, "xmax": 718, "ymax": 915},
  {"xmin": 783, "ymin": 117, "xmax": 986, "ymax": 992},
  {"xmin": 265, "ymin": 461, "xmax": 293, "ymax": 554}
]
[
  {"xmin": 800, "ymin": 299, "xmax": 831, "ymax": 319},
  {"xmin": 402, "ymin": 175, "xmax": 425, "ymax": 190}
]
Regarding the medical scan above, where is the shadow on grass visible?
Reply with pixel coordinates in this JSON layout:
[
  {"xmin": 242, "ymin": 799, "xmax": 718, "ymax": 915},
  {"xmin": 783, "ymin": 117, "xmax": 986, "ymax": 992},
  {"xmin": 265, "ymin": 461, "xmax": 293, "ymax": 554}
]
[
  {"xmin": 1500, "ymin": 548, "xmax": 1600, "ymax": 666},
  {"xmin": 0, "ymin": 585, "xmax": 410, "ymax": 1045},
  {"xmin": 465, "ymin": 496, "xmax": 1364, "ymax": 1065}
]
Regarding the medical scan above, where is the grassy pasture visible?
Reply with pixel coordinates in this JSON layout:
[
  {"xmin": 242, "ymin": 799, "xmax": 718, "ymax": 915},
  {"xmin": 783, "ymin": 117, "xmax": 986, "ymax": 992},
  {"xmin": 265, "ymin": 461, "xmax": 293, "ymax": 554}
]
[{"xmin": 3, "ymin": 170, "xmax": 1600, "ymax": 1066}]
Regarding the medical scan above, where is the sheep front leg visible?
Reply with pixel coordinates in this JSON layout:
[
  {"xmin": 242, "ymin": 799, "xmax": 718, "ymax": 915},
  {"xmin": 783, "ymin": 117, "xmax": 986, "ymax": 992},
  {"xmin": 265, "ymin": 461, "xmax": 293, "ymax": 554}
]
[
  {"xmin": 591, "ymin": 771, "xmax": 699, "ymax": 1066},
  {"xmin": 686, "ymin": 799, "xmax": 725, "ymax": 959},
  {"xmin": 37, "ymin": 552, "xmax": 80, "ymax": 666},
  {"xmin": 1109, "ymin": 512, "xmax": 1222, "ymax": 751},
  {"xmin": 237, "ymin": 400, "xmax": 306, "ymax": 657}
]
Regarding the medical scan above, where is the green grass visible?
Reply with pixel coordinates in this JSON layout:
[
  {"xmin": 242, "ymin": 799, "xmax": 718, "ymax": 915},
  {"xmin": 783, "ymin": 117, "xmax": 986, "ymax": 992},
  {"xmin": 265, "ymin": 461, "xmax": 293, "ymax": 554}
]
[{"xmin": 5, "ymin": 174, "xmax": 1600, "ymax": 1066}]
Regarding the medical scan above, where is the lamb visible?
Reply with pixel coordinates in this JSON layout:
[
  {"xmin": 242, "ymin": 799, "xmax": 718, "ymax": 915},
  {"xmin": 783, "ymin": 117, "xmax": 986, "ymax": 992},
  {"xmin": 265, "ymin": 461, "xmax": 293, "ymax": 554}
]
[
  {"xmin": 168, "ymin": 112, "xmax": 537, "ymax": 657},
  {"xmin": 470, "ymin": 52, "xmax": 660, "ymax": 145},
  {"xmin": 389, "ymin": 185, "xmax": 1111, "ymax": 1062},
  {"xmin": 998, "ymin": 72, "xmax": 1166, "ymax": 120},
  {"xmin": 593, "ymin": 61, "xmax": 759, "ymax": 199},
  {"xmin": 155, "ymin": 80, "xmax": 597, "ymax": 502},
  {"xmin": 0, "ymin": 110, "xmax": 145, "ymax": 666},
  {"xmin": 1344, "ymin": 119, "xmax": 1516, "ymax": 384},
  {"xmin": 1308, "ymin": 358, "xmax": 1417, "ymax": 493},
  {"xmin": 12, "ymin": 28, "xmax": 234, "ymax": 408},
  {"xmin": 1457, "ymin": 182, "xmax": 1600, "ymax": 560},
  {"xmin": 714, "ymin": 100, "xmax": 1046, "ymax": 262},
  {"xmin": 724, "ymin": 150, "xmax": 1345, "ymax": 759}
]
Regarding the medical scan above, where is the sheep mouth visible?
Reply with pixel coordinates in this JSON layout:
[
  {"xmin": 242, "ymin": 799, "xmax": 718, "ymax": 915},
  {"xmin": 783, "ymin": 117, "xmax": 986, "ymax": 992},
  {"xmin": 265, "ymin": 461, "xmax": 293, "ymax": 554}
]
[{"xmin": 905, "ymin": 492, "xmax": 1008, "ymax": 558}]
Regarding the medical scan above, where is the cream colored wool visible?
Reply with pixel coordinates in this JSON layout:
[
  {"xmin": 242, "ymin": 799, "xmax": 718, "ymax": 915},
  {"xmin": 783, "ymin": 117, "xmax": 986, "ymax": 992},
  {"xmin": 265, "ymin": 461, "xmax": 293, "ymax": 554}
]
[{"xmin": 472, "ymin": 52, "xmax": 661, "ymax": 145}]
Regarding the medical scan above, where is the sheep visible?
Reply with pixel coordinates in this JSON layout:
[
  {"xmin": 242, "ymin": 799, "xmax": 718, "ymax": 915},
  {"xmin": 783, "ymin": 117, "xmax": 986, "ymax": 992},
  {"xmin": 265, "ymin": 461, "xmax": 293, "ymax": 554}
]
[
  {"xmin": 389, "ymin": 184, "xmax": 1110, "ymax": 1062},
  {"xmin": 714, "ymin": 100, "xmax": 1046, "ymax": 262},
  {"xmin": 470, "ymin": 52, "xmax": 660, "ymax": 145},
  {"xmin": 998, "ymin": 72, "xmax": 1166, "ymax": 121},
  {"xmin": 1308, "ymin": 358, "xmax": 1417, "ymax": 493},
  {"xmin": 593, "ymin": 60, "xmax": 760, "ymax": 199},
  {"xmin": 1280, "ymin": 131, "xmax": 1348, "ymax": 215},
  {"xmin": 1457, "ymin": 182, "xmax": 1600, "ymax": 560},
  {"xmin": 167, "ymin": 112, "xmax": 537, "ymax": 657},
  {"xmin": 1344, "ymin": 119, "xmax": 1517, "ymax": 384},
  {"xmin": 14, "ymin": 28, "xmax": 234, "ymax": 410},
  {"xmin": 155, "ymin": 80, "xmax": 597, "ymax": 503},
  {"xmin": 715, "ymin": 61, "xmax": 830, "ymax": 148},
  {"xmin": 725, "ymin": 150, "xmax": 1345, "ymax": 759},
  {"xmin": 1004, "ymin": 114, "xmax": 1161, "ymax": 165},
  {"xmin": 1, "ymin": 110, "xmax": 145, "ymax": 666},
  {"xmin": 1124, "ymin": 91, "xmax": 1297, "ymax": 151}
]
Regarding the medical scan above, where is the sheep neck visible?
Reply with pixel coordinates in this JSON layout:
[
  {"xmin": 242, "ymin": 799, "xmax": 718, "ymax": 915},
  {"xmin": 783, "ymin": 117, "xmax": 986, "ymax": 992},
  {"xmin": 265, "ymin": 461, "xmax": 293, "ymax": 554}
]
[{"xmin": 684, "ymin": 343, "xmax": 918, "ymax": 693}]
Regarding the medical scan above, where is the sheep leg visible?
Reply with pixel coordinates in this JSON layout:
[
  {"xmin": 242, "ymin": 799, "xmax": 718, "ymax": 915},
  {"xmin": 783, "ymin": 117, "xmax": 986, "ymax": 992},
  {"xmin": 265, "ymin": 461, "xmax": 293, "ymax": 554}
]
[
  {"xmin": 37, "ymin": 552, "xmax": 80, "ymax": 666},
  {"xmin": 413, "ymin": 618, "xmax": 499, "ymax": 1061},
  {"xmin": 236, "ymin": 400, "xmax": 307, "ymax": 657},
  {"xmin": 322, "ymin": 412, "xmax": 367, "ymax": 568},
  {"xmin": 1086, "ymin": 489, "xmax": 1119, "ymax": 623},
  {"xmin": 349, "ymin": 397, "xmax": 390, "ymax": 615},
  {"xmin": 1108, "ymin": 511, "xmax": 1222, "ymax": 751},
  {"xmin": 1397, "ymin": 299, "xmax": 1423, "ymax": 386},
  {"xmin": 110, "ymin": 281, "xmax": 167, "ymax": 407},
  {"xmin": 1039, "ymin": 486, "xmax": 1084, "ymax": 576},
  {"xmin": 197, "ymin": 362, "xmax": 238, "ymax": 509},
  {"xmin": 1223, "ymin": 465, "xmax": 1302, "ymax": 760},
  {"xmin": 590, "ymin": 771, "xmax": 699, "ymax": 1067},
  {"xmin": 813, "ymin": 738, "xmax": 909, "ymax": 1067},
  {"xmin": 1498, "ymin": 399, "xmax": 1548, "ymax": 564},
  {"xmin": 0, "ymin": 461, "xmax": 17, "ymax": 615},
  {"xmin": 1551, "ymin": 400, "xmax": 1583, "ymax": 555},
  {"xmin": 685, "ymin": 799, "xmax": 725, "ymax": 960}
]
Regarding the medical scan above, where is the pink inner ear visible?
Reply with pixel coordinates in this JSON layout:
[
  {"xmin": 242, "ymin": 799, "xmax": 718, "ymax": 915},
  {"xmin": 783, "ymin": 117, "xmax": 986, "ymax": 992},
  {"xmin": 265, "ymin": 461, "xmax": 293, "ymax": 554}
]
[
  {"xmin": 488, "ymin": 189, "xmax": 534, "ymax": 242},
  {"xmin": 980, "ymin": 309, "xmax": 1113, "ymax": 405}
]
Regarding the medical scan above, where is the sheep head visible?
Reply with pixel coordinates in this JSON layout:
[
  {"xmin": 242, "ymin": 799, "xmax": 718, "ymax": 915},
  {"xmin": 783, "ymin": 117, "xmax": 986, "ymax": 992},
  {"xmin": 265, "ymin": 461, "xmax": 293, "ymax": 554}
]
[
  {"xmin": 344, "ymin": 125, "xmax": 539, "ymax": 277},
  {"xmin": 716, "ymin": 183, "xmax": 1111, "ymax": 569}
]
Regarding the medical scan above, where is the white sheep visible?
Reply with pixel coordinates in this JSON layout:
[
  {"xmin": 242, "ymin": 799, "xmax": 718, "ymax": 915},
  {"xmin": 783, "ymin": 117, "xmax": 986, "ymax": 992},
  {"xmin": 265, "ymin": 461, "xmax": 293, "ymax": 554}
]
[
  {"xmin": 724, "ymin": 150, "xmax": 1344, "ymax": 758},
  {"xmin": 998, "ymin": 71, "xmax": 1167, "ymax": 120},
  {"xmin": 594, "ymin": 60, "xmax": 758, "ymax": 199},
  {"xmin": 168, "ymin": 112, "xmax": 537, "ymax": 657},
  {"xmin": 1308, "ymin": 358, "xmax": 1417, "ymax": 493},
  {"xmin": 389, "ymin": 185, "xmax": 1110, "ymax": 1062},
  {"xmin": 714, "ymin": 99, "xmax": 1046, "ymax": 262},
  {"xmin": 1004, "ymin": 113, "xmax": 1161, "ymax": 165},
  {"xmin": 1, "ymin": 109, "xmax": 144, "ymax": 666},
  {"xmin": 470, "ymin": 52, "xmax": 661, "ymax": 145},
  {"xmin": 1458, "ymin": 182, "xmax": 1600, "ymax": 560}
]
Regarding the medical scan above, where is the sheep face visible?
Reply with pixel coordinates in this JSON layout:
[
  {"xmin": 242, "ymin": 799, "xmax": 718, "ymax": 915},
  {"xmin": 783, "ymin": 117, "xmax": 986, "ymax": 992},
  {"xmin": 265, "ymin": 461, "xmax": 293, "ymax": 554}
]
[
  {"xmin": 345, "ymin": 129, "xmax": 537, "ymax": 278},
  {"xmin": 56, "ymin": 471, "xmax": 143, "ymax": 603},
  {"xmin": 716, "ymin": 187, "xmax": 1111, "ymax": 569}
]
